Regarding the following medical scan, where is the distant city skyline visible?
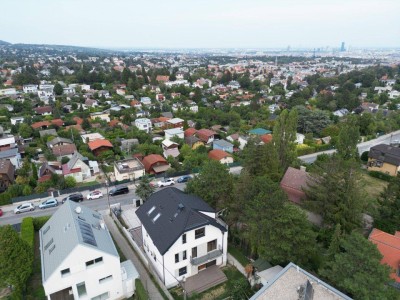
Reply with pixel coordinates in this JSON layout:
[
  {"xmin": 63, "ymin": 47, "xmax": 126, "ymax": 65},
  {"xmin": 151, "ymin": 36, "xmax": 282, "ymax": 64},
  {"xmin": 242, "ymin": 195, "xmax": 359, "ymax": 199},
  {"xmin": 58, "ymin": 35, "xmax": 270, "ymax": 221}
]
[{"xmin": 1, "ymin": 0, "xmax": 399, "ymax": 49}]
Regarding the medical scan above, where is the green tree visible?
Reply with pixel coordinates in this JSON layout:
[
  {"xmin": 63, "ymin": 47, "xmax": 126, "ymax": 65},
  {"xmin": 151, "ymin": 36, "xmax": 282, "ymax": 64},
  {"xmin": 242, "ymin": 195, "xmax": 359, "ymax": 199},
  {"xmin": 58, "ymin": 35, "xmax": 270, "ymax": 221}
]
[
  {"xmin": 304, "ymin": 157, "xmax": 364, "ymax": 233},
  {"xmin": 336, "ymin": 117, "xmax": 360, "ymax": 161},
  {"xmin": 0, "ymin": 225, "xmax": 34, "ymax": 292},
  {"xmin": 135, "ymin": 176, "xmax": 155, "ymax": 201},
  {"xmin": 185, "ymin": 160, "xmax": 234, "ymax": 210},
  {"xmin": 19, "ymin": 123, "xmax": 33, "ymax": 139},
  {"xmin": 65, "ymin": 176, "xmax": 77, "ymax": 188},
  {"xmin": 54, "ymin": 83, "xmax": 63, "ymax": 96},
  {"xmin": 319, "ymin": 232, "xmax": 396, "ymax": 300},
  {"xmin": 272, "ymin": 109, "xmax": 298, "ymax": 171},
  {"xmin": 374, "ymin": 177, "xmax": 400, "ymax": 234},
  {"xmin": 81, "ymin": 118, "xmax": 91, "ymax": 130}
]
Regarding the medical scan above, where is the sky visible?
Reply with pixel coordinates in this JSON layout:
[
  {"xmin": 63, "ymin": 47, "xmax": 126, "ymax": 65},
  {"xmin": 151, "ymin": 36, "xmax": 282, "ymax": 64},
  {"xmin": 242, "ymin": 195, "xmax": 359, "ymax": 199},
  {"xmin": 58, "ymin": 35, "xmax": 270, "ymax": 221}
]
[{"xmin": 1, "ymin": 0, "xmax": 399, "ymax": 49}]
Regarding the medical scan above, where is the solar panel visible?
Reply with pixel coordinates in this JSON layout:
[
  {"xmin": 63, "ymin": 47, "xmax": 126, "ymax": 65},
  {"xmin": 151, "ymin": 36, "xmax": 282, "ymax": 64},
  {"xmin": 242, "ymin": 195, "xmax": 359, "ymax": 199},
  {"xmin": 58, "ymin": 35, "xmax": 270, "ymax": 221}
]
[{"xmin": 78, "ymin": 220, "xmax": 97, "ymax": 247}]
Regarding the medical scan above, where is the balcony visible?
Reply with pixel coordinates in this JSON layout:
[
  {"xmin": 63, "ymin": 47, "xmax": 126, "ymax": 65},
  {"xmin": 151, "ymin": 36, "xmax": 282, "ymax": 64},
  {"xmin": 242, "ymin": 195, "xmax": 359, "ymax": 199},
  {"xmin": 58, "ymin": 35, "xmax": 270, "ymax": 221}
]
[{"xmin": 190, "ymin": 248, "xmax": 223, "ymax": 266}]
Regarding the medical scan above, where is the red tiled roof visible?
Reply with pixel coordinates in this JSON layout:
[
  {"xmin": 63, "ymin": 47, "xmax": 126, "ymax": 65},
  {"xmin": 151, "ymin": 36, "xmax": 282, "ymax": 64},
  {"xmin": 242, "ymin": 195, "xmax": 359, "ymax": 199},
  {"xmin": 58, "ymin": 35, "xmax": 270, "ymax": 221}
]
[
  {"xmin": 38, "ymin": 174, "xmax": 52, "ymax": 183},
  {"xmin": 131, "ymin": 100, "xmax": 141, "ymax": 106},
  {"xmin": 62, "ymin": 164, "xmax": 81, "ymax": 175},
  {"xmin": 109, "ymin": 119, "xmax": 119, "ymax": 127},
  {"xmin": 208, "ymin": 149, "xmax": 232, "ymax": 161},
  {"xmin": 73, "ymin": 116, "xmax": 83, "ymax": 125},
  {"xmin": 31, "ymin": 121, "xmax": 51, "ymax": 129},
  {"xmin": 280, "ymin": 167, "xmax": 309, "ymax": 204},
  {"xmin": 88, "ymin": 139, "xmax": 113, "ymax": 151},
  {"xmin": 196, "ymin": 129, "xmax": 216, "ymax": 142},
  {"xmin": 184, "ymin": 128, "xmax": 197, "ymax": 137},
  {"xmin": 260, "ymin": 134, "xmax": 273, "ymax": 144},
  {"xmin": 369, "ymin": 228, "xmax": 400, "ymax": 283},
  {"xmin": 51, "ymin": 119, "xmax": 64, "ymax": 127},
  {"xmin": 156, "ymin": 75, "xmax": 170, "ymax": 82},
  {"xmin": 142, "ymin": 154, "xmax": 167, "ymax": 172},
  {"xmin": 34, "ymin": 106, "xmax": 52, "ymax": 114},
  {"xmin": 52, "ymin": 144, "xmax": 77, "ymax": 156}
]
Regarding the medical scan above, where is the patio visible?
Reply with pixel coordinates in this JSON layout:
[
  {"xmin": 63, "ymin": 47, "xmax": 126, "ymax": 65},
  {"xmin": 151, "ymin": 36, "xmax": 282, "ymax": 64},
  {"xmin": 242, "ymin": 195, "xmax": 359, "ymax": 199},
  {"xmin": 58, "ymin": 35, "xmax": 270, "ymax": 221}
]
[{"xmin": 184, "ymin": 266, "xmax": 227, "ymax": 296}]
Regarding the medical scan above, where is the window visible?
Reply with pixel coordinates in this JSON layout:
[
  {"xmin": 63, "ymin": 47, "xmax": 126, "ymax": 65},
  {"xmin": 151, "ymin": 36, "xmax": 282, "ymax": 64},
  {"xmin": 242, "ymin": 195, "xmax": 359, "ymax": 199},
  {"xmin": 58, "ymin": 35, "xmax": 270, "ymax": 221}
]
[
  {"xmin": 192, "ymin": 247, "xmax": 197, "ymax": 258},
  {"xmin": 175, "ymin": 253, "xmax": 179, "ymax": 263},
  {"xmin": 99, "ymin": 275, "xmax": 113, "ymax": 284},
  {"xmin": 86, "ymin": 257, "xmax": 103, "ymax": 267},
  {"xmin": 154, "ymin": 255, "xmax": 156, "ymax": 262},
  {"xmin": 183, "ymin": 250, "xmax": 187, "ymax": 260},
  {"xmin": 61, "ymin": 268, "xmax": 70, "ymax": 276},
  {"xmin": 44, "ymin": 238, "xmax": 54, "ymax": 250},
  {"xmin": 77, "ymin": 282, "xmax": 87, "ymax": 297},
  {"xmin": 91, "ymin": 292, "xmax": 110, "ymax": 300},
  {"xmin": 147, "ymin": 206, "xmax": 156, "ymax": 215},
  {"xmin": 195, "ymin": 228, "xmax": 205, "ymax": 239},
  {"xmin": 207, "ymin": 239, "xmax": 217, "ymax": 252},
  {"xmin": 182, "ymin": 234, "xmax": 186, "ymax": 244},
  {"xmin": 43, "ymin": 225, "xmax": 50, "ymax": 234},
  {"xmin": 179, "ymin": 266, "xmax": 187, "ymax": 276}
]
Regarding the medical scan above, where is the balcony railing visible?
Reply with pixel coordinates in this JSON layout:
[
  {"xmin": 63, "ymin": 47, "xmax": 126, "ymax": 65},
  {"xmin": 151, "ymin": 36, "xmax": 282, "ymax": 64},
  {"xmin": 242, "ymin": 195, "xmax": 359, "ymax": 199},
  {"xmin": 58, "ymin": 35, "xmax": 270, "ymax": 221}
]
[{"xmin": 190, "ymin": 248, "xmax": 223, "ymax": 266}]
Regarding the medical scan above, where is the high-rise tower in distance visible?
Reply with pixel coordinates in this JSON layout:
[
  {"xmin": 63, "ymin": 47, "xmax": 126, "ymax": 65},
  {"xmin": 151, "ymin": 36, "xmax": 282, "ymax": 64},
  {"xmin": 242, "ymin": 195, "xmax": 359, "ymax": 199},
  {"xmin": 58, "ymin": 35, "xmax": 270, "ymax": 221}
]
[{"xmin": 340, "ymin": 42, "xmax": 345, "ymax": 52}]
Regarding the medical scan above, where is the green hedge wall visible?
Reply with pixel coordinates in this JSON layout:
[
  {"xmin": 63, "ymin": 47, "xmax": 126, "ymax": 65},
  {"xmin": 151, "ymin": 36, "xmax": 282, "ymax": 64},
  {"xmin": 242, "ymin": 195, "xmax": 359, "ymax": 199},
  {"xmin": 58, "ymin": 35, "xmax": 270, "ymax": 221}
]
[
  {"xmin": 21, "ymin": 217, "xmax": 35, "ymax": 252},
  {"xmin": 33, "ymin": 216, "xmax": 51, "ymax": 231},
  {"xmin": 135, "ymin": 278, "xmax": 149, "ymax": 300},
  {"xmin": 368, "ymin": 171, "xmax": 393, "ymax": 182}
]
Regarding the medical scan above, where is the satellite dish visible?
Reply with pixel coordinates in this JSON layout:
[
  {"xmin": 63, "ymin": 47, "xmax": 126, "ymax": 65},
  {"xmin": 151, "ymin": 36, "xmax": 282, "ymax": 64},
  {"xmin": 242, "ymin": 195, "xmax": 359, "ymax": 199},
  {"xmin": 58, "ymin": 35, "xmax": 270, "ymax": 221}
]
[{"xmin": 75, "ymin": 206, "xmax": 82, "ymax": 214}]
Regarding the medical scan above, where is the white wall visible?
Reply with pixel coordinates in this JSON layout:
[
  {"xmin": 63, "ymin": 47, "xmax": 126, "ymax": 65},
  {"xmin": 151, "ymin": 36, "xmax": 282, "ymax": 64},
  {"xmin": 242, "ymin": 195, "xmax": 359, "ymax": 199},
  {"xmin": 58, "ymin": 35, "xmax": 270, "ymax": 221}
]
[{"xmin": 44, "ymin": 245, "xmax": 124, "ymax": 300}]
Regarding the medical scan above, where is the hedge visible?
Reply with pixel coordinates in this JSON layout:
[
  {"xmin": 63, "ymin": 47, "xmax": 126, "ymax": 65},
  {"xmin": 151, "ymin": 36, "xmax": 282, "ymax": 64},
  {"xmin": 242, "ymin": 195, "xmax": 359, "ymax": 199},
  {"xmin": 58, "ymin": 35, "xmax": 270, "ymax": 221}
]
[
  {"xmin": 21, "ymin": 217, "xmax": 35, "ymax": 250},
  {"xmin": 368, "ymin": 171, "xmax": 393, "ymax": 182},
  {"xmin": 135, "ymin": 278, "xmax": 149, "ymax": 300},
  {"xmin": 33, "ymin": 216, "xmax": 51, "ymax": 231}
]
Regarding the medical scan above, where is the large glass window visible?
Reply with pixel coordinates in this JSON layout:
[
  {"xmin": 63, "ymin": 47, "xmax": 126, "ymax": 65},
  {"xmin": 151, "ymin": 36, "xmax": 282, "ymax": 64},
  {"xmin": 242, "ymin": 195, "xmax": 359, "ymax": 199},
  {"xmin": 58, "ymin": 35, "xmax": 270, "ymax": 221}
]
[
  {"xmin": 179, "ymin": 266, "xmax": 187, "ymax": 276},
  {"xmin": 91, "ymin": 292, "xmax": 110, "ymax": 300},
  {"xmin": 207, "ymin": 239, "xmax": 217, "ymax": 252},
  {"xmin": 192, "ymin": 247, "xmax": 197, "ymax": 258},
  {"xmin": 77, "ymin": 282, "xmax": 87, "ymax": 297},
  {"xmin": 175, "ymin": 253, "xmax": 179, "ymax": 263}
]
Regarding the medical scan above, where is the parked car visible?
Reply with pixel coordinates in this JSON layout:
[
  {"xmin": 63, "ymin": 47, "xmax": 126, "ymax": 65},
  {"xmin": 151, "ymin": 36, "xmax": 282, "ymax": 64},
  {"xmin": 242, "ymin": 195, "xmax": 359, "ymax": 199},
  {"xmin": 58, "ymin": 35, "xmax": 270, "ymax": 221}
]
[
  {"xmin": 39, "ymin": 198, "xmax": 58, "ymax": 209},
  {"xmin": 177, "ymin": 175, "xmax": 192, "ymax": 183},
  {"xmin": 0, "ymin": 208, "xmax": 3, "ymax": 217},
  {"xmin": 14, "ymin": 202, "xmax": 35, "ymax": 214},
  {"xmin": 109, "ymin": 186, "xmax": 129, "ymax": 196},
  {"xmin": 87, "ymin": 190, "xmax": 103, "ymax": 200},
  {"xmin": 158, "ymin": 178, "xmax": 175, "ymax": 187},
  {"xmin": 62, "ymin": 193, "xmax": 84, "ymax": 204}
]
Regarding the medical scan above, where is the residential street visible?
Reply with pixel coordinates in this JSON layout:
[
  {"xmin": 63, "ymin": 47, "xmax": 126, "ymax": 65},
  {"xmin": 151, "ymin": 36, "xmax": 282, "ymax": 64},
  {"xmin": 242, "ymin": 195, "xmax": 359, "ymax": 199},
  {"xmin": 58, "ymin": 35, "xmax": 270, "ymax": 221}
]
[
  {"xmin": 103, "ymin": 214, "xmax": 168, "ymax": 300},
  {"xmin": 298, "ymin": 129, "xmax": 400, "ymax": 163}
]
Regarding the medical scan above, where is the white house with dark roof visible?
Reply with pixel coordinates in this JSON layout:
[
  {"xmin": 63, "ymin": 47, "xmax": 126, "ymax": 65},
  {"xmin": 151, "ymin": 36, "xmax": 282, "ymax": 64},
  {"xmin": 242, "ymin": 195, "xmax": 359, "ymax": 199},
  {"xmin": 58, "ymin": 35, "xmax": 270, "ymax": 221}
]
[
  {"xmin": 135, "ymin": 188, "xmax": 228, "ymax": 288},
  {"xmin": 40, "ymin": 201, "xmax": 139, "ymax": 300}
]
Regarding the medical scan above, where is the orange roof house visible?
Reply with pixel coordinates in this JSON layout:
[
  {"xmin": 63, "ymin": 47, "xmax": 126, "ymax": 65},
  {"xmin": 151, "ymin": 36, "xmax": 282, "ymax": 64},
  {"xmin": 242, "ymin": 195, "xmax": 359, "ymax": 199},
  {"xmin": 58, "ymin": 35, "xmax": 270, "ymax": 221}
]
[
  {"xmin": 73, "ymin": 116, "xmax": 83, "ymax": 125},
  {"xmin": 260, "ymin": 134, "xmax": 273, "ymax": 144},
  {"xmin": 31, "ymin": 121, "xmax": 51, "ymax": 130},
  {"xmin": 208, "ymin": 149, "xmax": 233, "ymax": 164},
  {"xmin": 51, "ymin": 119, "xmax": 64, "ymax": 127},
  {"xmin": 142, "ymin": 154, "xmax": 170, "ymax": 174},
  {"xmin": 156, "ymin": 75, "xmax": 170, "ymax": 82},
  {"xmin": 369, "ymin": 228, "xmax": 400, "ymax": 283},
  {"xmin": 196, "ymin": 129, "xmax": 216, "ymax": 144},
  {"xmin": 184, "ymin": 128, "xmax": 197, "ymax": 137},
  {"xmin": 280, "ymin": 167, "xmax": 310, "ymax": 204},
  {"xmin": 88, "ymin": 139, "xmax": 113, "ymax": 156}
]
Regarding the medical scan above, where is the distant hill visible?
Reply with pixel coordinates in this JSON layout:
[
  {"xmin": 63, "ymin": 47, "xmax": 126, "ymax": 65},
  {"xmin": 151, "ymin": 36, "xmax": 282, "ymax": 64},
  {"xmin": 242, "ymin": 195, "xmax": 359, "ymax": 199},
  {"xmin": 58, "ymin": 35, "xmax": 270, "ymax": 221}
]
[{"xmin": 0, "ymin": 40, "xmax": 11, "ymax": 46}]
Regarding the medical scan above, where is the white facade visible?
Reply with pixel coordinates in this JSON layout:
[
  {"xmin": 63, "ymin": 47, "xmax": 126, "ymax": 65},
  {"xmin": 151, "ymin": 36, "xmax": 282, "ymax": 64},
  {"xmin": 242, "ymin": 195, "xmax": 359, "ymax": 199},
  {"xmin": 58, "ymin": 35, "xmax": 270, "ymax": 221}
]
[
  {"xmin": 114, "ymin": 158, "xmax": 145, "ymax": 182},
  {"xmin": 23, "ymin": 84, "xmax": 38, "ymax": 93},
  {"xmin": 10, "ymin": 116, "xmax": 25, "ymax": 125},
  {"xmin": 135, "ymin": 118, "xmax": 152, "ymax": 133},
  {"xmin": 0, "ymin": 88, "xmax": 17, "ymax": 96},
  {"xmin": 296, "ymin": 133, "xmax": 305, "ymax": 145},
  {"xmin": 142, "ymin": 222, "xmax": 228, "ymax": 288}
]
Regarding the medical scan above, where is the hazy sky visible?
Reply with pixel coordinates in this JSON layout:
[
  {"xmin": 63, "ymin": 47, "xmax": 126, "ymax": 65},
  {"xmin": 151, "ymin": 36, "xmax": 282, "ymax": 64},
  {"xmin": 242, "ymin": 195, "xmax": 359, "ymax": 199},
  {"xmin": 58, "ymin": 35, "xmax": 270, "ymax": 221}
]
[{"xmin": 1, "ymin": 0, "xmax": 399, "ymax": 49}]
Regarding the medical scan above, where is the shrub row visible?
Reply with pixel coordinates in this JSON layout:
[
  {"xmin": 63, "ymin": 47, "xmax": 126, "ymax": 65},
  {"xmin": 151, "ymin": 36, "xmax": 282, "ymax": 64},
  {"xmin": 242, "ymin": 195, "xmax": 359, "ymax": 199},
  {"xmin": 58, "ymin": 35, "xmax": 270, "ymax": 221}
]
[
  {"xmin": 368, "ymin": 171, "xmax": 393, "ymax": 182},
  {"xmin": 135, "ymin": 278, "xmax": 149, "ymax": 300},
  {"xmin": 33, "ymin": 216, "xmax": 51, "ymax": 231}
]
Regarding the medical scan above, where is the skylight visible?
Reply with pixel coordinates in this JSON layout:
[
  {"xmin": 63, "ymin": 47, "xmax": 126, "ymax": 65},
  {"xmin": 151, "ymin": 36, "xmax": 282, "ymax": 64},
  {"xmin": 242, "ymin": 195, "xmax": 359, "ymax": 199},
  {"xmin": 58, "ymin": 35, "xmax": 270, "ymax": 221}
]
[
  {"xmin": 147, "ymin": 206, "xmax": 156, "ymax": 216},
  {"xmin": 152, "ymin": 213, "xmax": 161, "ymax": 223}
]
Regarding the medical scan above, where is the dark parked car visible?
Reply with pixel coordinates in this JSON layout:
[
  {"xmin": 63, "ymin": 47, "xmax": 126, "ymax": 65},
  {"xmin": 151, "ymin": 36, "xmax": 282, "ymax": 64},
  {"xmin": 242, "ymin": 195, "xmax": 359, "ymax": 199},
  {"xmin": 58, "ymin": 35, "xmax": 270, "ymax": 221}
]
[
  {"xmin": 177, "ymin": 175, "xmax": 193, "ymax": 183},
  {"xmin": 62, "ymin": 193, "xmax": 84, "ymax": 203},
  {"xmin": 109, "ymin": 186, "xmax": 129, "ymax": 196}
]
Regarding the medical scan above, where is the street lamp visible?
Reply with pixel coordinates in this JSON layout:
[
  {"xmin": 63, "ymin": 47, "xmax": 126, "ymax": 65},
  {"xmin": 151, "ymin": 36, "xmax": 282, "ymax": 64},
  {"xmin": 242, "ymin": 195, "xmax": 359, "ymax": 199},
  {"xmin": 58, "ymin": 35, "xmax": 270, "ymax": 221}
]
[
  {"xmin": 182, "ymin": 276, "xmax": 187, "ymax": 300},
  {"xmin": 105, "ymin": 179, "xmax": 111, "ymax": 215}
]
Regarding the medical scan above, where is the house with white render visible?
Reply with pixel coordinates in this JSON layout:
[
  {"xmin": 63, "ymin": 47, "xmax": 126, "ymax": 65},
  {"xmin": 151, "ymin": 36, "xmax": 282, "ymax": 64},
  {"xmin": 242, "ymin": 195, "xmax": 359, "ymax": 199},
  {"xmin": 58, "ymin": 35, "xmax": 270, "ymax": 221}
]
[
  {"xmin": 136, "ymin": 188, "xmax": 228, "ymax": 289},
  {"xmin": 40, "ymin": 201, "xmax": 139, "ymax": 300}
]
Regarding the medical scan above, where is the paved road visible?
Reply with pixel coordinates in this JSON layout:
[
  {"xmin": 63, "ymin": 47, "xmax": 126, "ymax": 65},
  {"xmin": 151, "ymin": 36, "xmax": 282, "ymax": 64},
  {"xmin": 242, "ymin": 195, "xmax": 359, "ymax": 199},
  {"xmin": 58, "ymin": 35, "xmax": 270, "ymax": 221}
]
[
  {"xmin": 0, "ymin": 180, "xmax": 186, "ymax": 226},
  {"xmin": 298, "ymin": 130, "xmax": 400, "ymax": 164}
]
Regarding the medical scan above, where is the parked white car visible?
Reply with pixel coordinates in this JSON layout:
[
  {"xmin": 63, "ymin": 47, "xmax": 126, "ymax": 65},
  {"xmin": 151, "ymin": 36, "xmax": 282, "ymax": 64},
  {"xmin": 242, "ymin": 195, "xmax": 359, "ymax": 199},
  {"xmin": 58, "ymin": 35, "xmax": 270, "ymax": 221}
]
[
  {"xmin": 87, "ymin": 190, "xmax": 104, "ymax": 200},
  {"xmin": 39, "ymin": 198, "xmax": 58, "ymax": 209},
  {"xmin": 157, "ymin": 178, "xmax": 175, "ymax": 187},
  {"xmin": 14, "ymin": 202, "xmax": 35, "ymax": 214}
]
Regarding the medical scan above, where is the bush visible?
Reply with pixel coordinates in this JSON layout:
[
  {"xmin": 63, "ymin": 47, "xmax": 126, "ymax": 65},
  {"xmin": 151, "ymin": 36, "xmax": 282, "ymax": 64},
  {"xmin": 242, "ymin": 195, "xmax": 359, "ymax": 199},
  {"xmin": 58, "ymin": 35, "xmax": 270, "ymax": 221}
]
[
  {"xmin": 368, "ymin": 171, "xmax": 393, "ymax": 182},
  {"xmin": 296, "ymin": 144, "xmax": 316, "ymax": 156},
  {"xmin": 0, "ymin": 192, "xmax": 12, "ymax": 205},
  {"xmin": 33, "ymin": 216, "xmax": 51, "ymax": 231},
  {"xmin": 135, "ymin": 279, "xmax": 149, "ymax": 300},
  {"xmin": 21, "ymin": 217, "xmax": 35, "ymax": 250},
  {"xmin": 361, "ymin": 151, "xmax": 369, "ymax": 162}
]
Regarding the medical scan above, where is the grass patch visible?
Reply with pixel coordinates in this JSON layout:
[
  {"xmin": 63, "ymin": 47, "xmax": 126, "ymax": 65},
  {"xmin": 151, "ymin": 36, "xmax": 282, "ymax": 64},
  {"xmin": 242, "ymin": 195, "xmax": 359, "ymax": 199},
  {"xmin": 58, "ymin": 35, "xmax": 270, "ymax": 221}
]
[
  {"xmin": 360, "ymin": 171, "xmax": 389, "ymax": 199},
  {"xmin": 77, "ymin": 180, "xmax": 99, "ymax": 188},
  {"xmin": 111, "ymin": 235, "xmax": 127, "ymax": 262},
  {"xmin": 170, "ymin": 265, "xmax": 253, "ymax": 300},
  {"xmin": 228, "ymin": 245, "xmax": 250, "ymax": 266}
]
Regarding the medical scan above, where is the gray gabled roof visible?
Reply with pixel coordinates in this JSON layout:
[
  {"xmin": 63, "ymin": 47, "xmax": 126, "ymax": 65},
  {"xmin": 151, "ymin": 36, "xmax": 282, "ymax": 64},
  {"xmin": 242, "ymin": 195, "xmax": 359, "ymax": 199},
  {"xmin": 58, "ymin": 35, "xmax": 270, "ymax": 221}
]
[
  {"xmin": 40, "ymin": 201, "xmax": 119, "ymax": 283},
  {"xmin": 0, "ymin": 148, "xmax": 18, "ymax": 159},
  {"xmin": 46, "ymin": 137, "xmax": 73, "ymax": 148},
  {"xmin": 213, "ymin": 139, "xmax": 233, "ymax": 148},
  {"xmin": 136, "ymin": 188, "xmax": 226, "ymax": 255},
  {"xmin": 67, "ymin": 151, "xmax": 87, "ymax": 170},
  {"xmin": 369, "ymin": 144, "xmax": 400, "ymax": 166}
]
